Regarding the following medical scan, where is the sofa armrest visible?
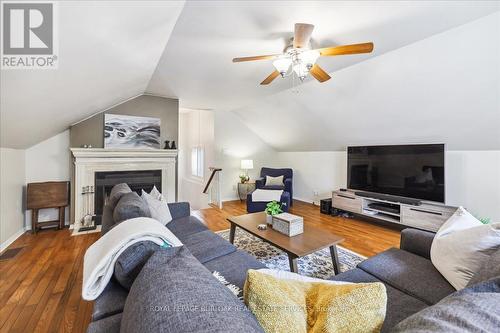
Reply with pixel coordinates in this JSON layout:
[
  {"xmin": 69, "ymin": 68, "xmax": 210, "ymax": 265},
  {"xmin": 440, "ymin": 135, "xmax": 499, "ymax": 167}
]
[
  {"xmin": 167, "ymin": 202, "xmax": 190, "ymax": 219},
  {"xmin": 255, "ymin": 178, "xmax": 265, "ymax": 189},
  {"xmin": 400, "ymin": 228, "xmax": 436, "ymax": 260},
  {"xmin": 284, "ymin": 178, "xmax": 292, "ymax": 192}
]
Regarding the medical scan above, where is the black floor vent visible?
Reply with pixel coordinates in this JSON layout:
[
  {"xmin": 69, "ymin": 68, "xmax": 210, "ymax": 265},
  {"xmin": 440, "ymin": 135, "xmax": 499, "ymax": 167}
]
[{"xmin": 0, "ymin": 247, "xmax": 24, "ymax": 261}]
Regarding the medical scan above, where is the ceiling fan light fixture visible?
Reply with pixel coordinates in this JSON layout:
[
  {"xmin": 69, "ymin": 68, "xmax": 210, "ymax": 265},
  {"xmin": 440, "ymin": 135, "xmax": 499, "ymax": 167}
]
[
  {"xmin": 293, "ymin": 63, "xmax": 309, "ymax": 81},
  {"xmin": 299, "ymin": 50, "xmax": 320, "ymax": 68},
  {"xmin": 272, "ymin": 57, "xmax": 292, "ymax": 77}
]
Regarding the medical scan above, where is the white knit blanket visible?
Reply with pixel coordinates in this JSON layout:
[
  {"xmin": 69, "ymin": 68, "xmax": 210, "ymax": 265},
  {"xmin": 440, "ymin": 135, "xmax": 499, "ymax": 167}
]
[
  {"xmin": 252, "ymin": 189, "xmax": 283, "ymax": 202},
  {"xmin": 82, "ymin": 217, "xmax": 182, "ymax": 300}
]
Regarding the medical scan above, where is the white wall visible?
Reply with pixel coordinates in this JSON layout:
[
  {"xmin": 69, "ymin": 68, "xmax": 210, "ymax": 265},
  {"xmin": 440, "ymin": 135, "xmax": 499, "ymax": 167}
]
[
  {"xmin": 178, "ymin": 110, "xmax": 215, "ymax": 209},
  {"xmin": 276, "ymin": 152, "xmax": 346, "ymax": 204},
  {"xmin": 0, "ymin": 148, "xmax": 26, "ymax": 251},
  {"xmin": 446, "ymin": 151, "xmax": 500, "ymax": 222},
  {"xmin": 214, "ymin": 110, "xmax": 279, "ymax": 201},
  {"xmin": 25, "ymin": 130, "xmax": 71, "ymax": 227}
]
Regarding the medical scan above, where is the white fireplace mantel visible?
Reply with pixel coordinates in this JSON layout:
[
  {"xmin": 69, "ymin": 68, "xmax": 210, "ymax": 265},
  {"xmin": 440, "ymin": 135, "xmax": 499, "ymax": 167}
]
[{"xmin": 70, "ymin": 148, "xmax": 177, "ymax": 225}]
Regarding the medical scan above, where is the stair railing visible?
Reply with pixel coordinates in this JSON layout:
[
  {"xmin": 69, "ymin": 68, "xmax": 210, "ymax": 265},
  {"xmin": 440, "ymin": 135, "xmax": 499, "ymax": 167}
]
[{"xmin": 203, "ymin": 167, "xmax": 222, "ymax": 209}]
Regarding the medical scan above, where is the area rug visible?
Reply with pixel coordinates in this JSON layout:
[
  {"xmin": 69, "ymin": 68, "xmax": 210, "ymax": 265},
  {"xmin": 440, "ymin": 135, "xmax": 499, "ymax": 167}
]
[{"xmin": 216, "ymin": 229, "xmax": 366, "ymax": 279}]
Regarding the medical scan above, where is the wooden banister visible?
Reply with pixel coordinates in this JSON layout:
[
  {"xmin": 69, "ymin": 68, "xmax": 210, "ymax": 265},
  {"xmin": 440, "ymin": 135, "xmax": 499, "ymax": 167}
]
[{"xmin": 203, "ymin": 167, "xmax": 222, "ymax": 194}]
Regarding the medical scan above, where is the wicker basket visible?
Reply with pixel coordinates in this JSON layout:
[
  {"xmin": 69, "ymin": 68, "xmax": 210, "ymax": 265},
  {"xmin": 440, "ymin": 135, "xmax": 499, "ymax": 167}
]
[{"xmin": 272, "ymin": 213, "xmax": 304, "ymax": 237}]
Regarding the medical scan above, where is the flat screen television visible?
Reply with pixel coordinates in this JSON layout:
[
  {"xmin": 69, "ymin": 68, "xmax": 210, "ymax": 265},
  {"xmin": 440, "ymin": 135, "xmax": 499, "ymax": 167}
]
[{"xmin": 347, "ymin": 144, "xmax": 445, "ymax": 203}]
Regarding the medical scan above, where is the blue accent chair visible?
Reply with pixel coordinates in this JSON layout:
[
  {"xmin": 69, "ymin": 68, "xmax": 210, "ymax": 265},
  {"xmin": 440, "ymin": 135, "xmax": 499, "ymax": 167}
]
[
  {"xmin": 255, "ymin": 167, "xmax": 293, "ymax": 205},
  {"xmin": 246, "ymin": 191, "xmax": 290, "ymax": 213}
]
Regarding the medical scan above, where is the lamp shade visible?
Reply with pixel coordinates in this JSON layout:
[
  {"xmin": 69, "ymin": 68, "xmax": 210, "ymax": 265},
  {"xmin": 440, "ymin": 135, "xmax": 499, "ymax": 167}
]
[{"xmin": 240, "ymin": 159, "xmax": 254, "ymax": 170}]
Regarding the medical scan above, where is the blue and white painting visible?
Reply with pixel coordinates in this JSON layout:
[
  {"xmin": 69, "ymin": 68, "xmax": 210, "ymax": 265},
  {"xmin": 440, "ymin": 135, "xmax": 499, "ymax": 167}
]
[{"xmin": 104, "ymin": 114, "xmax": 161, "ymax": 149}]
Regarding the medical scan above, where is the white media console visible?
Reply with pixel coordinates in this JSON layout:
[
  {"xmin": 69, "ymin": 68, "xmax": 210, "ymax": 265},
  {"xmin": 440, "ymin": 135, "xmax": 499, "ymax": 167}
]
[{"xmin": 332, "ymin": 190, "xmax": 457, "ymax": 232}]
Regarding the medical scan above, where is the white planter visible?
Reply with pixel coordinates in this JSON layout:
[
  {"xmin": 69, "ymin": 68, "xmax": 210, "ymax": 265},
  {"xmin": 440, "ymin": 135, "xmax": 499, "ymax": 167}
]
[{"xmin": 266, "ymin": 214, "xmax": 273, "ymax": 226}]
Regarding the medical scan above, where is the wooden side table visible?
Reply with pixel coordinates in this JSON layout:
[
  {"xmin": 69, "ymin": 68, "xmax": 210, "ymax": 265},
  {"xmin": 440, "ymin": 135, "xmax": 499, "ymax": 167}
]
[
  {"xmin": 237, "ymin": 181, "xmax": 256, "ymax": 202},
  {"xmin": 27, "ymin": 181, "xmax": 70, "ymax": 234}
]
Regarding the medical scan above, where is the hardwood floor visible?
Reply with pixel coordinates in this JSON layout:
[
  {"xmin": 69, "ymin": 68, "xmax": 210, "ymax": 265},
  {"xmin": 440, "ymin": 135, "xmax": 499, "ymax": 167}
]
[
  {"xmin": 0, "ymin": 199, "xmax": 400, "ymax": 332},
  {"xmin": 195, "ymin": 200, "xmax": 401, "ymax": 257}
]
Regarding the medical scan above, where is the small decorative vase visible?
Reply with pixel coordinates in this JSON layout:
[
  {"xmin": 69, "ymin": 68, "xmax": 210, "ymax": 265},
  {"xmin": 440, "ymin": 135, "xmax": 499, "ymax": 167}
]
[
  {"xmin": 163, "ymin": 140, "xmax": 170, "ymax": 149},
  {"xmin": 170, "ymin": 141, "xmax": 177, "ymax": 149},
  {"xmin": 266, "ymin": 214, "xmax": 273, "ymax": 226}
]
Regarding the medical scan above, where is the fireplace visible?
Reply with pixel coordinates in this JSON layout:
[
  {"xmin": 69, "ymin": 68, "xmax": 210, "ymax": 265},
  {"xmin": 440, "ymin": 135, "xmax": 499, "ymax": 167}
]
[
  {"xmin": 70, "ymin": 148, "xmax": 177, "ymax": 227},
  {"xmin": 94, "ymin": 170, "xmax": 162, "ymax": 223}
]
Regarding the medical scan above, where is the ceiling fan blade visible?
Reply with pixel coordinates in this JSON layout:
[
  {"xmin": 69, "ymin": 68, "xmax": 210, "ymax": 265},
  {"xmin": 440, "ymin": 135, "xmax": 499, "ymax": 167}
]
[
  {"xmin": 317, "ymin": 42, "xmax": 374, "ymax": 56},
  {"xmin": 260, "ymin": 70, "xmax": 280, "ymax": 85},
  {"xmin": 232, "ymin": 54, "xmax": 280, "ymax": 62},
  {"xmin": 309, "ymin": 64, "xmax": 331, "ymax": 83},
  {"xmin": 293, "ymin": 23, "xmax": 314, "ymax": 48}
]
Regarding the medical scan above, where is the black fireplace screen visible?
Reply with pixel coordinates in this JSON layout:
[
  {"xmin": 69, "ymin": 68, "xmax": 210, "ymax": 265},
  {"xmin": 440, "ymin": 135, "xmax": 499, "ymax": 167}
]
[{"xmin": 94, "ymin": 170, "xmax": 161, "ymax": 223}]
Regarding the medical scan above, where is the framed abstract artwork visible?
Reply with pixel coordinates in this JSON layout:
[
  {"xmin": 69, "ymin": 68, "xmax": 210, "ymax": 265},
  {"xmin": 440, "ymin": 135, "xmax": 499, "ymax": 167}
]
[{"xmin": 104, "ymin": 114, "xmax": 161, "ymax": 149}]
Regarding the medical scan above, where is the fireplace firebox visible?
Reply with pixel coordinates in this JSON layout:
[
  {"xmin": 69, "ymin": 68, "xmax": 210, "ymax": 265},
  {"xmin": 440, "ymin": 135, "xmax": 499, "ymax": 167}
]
[{"xmin": 94, "ymin": 170, "xmax": 162, "ymax": 224}]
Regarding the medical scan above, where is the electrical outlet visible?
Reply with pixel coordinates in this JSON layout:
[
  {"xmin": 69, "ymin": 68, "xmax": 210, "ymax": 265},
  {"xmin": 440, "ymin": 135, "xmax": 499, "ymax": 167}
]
[{"xmin": 313, "ymin": 190, "xmax": 319, "ymax": 196}]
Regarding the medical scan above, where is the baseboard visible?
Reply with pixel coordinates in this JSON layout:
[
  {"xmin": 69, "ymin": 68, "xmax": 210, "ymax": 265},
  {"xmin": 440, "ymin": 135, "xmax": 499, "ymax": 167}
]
[
  {"xmin": 222, "ymin": 196, "xmax": 239, "ymax": 202},
  {"xmin": 0, "ymin": 227, "xmax": 27, "ymax": 252}
]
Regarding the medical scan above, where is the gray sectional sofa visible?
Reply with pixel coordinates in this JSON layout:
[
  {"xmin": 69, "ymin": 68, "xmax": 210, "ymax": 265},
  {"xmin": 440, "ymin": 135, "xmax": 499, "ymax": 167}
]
[
  {"xmin": 87, "ymin": 184, "xmax": 500, "ymax": 333},
  {"xmin": 87, "ymin": 187, "xmax": 266, "ymax": 332}
]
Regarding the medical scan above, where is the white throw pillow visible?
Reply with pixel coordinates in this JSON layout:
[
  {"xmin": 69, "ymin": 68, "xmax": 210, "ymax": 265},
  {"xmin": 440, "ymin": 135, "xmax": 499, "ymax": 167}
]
[
  {"xmin": 430, "ymin": 207, "xmax": 500, "ymax": 290},
  {"xmin": 149, "ymin": 186, "xmax": 163, "ymax": 201},
  {"xmin": 265, "ymin": 175, "xmax": 284, "ymax": 187},
  {"xmin": 141, "ymin": 190, "xmax": 172, "ymax": 225}
]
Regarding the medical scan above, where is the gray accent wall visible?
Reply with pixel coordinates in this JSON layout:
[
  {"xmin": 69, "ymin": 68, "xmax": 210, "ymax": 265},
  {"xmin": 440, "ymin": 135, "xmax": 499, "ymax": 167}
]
[{"xmin": 70, "ymin": 95, "xmax": 178, "ymax": 148}]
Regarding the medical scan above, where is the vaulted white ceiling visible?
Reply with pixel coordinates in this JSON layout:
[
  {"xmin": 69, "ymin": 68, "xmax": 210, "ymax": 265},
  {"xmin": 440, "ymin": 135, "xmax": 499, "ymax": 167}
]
[
  {"xmin": 1, "ymin": 1, "xmax": 498, "ymax": 149},
  {"xmin": 1, "ymin": 1, "xmax": 185, "ymax": 148}
]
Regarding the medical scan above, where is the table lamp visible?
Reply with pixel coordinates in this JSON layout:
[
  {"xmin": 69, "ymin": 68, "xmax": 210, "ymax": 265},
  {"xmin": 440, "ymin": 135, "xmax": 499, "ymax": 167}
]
[{"xmin": 240, "ymin": 159, "xmax": 253, "ymax": 182}]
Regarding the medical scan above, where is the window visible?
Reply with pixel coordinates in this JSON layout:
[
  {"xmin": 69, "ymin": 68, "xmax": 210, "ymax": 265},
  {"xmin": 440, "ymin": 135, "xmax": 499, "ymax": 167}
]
[{"xmin": 191, "ymin": 146, "xmax": 204, "ymax": 178}]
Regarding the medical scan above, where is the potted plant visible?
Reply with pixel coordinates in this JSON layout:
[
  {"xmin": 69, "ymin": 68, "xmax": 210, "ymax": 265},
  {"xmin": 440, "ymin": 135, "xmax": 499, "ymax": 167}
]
[
  {"xmin": 239, "ymin": 174, "xmax": 247, "ymax": 183},
  {"xmin": 265, "ymin": 201, "xmax": 283, "ymax": 226}
]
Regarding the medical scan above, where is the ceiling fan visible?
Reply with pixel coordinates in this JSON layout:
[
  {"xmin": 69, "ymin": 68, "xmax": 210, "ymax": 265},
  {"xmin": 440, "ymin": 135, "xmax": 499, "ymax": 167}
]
[{"xmin": 232, "ymin": 23, "xmax": 374, "ymax": 85}]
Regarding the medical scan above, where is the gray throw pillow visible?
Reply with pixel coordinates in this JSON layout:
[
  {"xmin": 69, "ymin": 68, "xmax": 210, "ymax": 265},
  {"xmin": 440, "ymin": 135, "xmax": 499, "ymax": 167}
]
[
  {"xmin": 114, "ymin": 241, "xmax": 160, "ymax": 290},
  {"xmin": 121, "ymin": 247, "xmax": 264, "ymax": 333},
  {"xmin": 113, "ymin": 192, "xmax": 151, "ymax": 223},
  {"xmin": 392, "ymin": 277, "xmax": 500, "ymax": 333},
  {"xmin": 265, "ymin": 175, "xmax": 284, "ymax": 186},
  {"xmin": 108, "ymin": 183, "xmax": 132, "ymax": 209},
  {"xmin": 467, "ymin": 248, "xmax": 500, "ymax": 287}
]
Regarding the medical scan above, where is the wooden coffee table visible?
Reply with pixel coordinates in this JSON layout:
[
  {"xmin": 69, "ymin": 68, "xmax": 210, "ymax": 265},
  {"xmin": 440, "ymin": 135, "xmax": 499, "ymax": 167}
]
[{"xmin": 227, "ymin": 212, "xmax": 344, "ymax": 274}]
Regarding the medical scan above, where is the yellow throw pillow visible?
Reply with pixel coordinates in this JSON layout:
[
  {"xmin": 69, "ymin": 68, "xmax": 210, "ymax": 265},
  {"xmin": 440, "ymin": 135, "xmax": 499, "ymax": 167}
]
[{"xmin": 244, "ymin": 270, "xmax": 387, "ymax": 333}]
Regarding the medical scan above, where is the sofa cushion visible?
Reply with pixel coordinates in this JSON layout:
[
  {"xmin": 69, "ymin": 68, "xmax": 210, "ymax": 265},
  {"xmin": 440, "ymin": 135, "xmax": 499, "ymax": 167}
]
[
  {"xmin": 265, "ymin": 175, "xmax": 284, "ymax": 187},
  {"xmin": 357, "ymin": 248, "xmax": 455, "ymax": 305},
  {"xmin": 87, "ymin": 313, "xmax": 122, "ymax": 333},
  {"xmin": 120, "ymin": 247, "xmax": 264, "ymax": 333},
  {"xmin": 203, "ymin": 250, "xmax": 266, "ymax": 289},
  {"xmin": 166, "ymin": 215, "xmax": 208, "ymax": 240},
  {"xmin": 92, "ymin": 279, "xmax": 128, "ymax": 321},
  {"xmin": 114, "ymin": 241, "xmax": 161, "ymax": 290},
  {"xmin": 113, "ymin": 192, "xmax": 151, "ymax": 223},
  {"xmin": 467, "ymin": 248, "xmax": 500, "ymax": 287},
  {"xmin": 108, "ymin": 183, "xmax": 132, "ymax": 209},
  {"xmin": 430, "ymin": 207, "xmax": 500, "ymax": 290},
  {"xmin": 330, "ymin": 268, "xmax": 428, "ymax": 332},
  {"xmin": 167, "ymin": 202, "xmax": 191, "ymax": 220},
  {"xmin": 392, "ymin": 277, "xmax": 500, "ymax": 333},
  {"xmin": 244, "ymin": 269, "xmax": 387, "ymax": 333},
  {"xmin": 182, "ymin": 230, "xmax": 236, "ymax": 263},
  {"xmin": 100, "ymin": 205, "xmax": 115, "ymax": 236},
  {"xmin": 141, "ymin": 190, "xmax": 172, "ymax": 225},
  {"xmin": 400, "ymin": 228, "xmax": 435, "ymax": 260}
]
